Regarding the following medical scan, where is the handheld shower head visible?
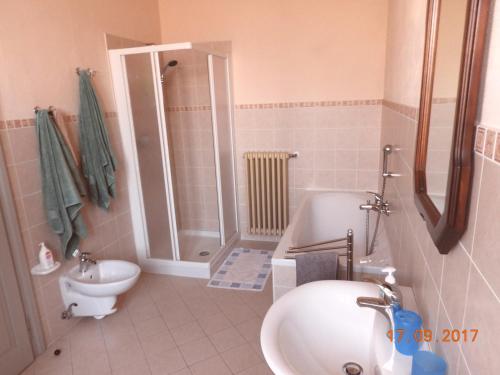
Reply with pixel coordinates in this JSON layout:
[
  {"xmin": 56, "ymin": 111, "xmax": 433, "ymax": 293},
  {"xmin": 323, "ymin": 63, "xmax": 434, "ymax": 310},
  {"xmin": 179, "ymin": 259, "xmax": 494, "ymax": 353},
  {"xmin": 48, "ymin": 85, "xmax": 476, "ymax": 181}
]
[{"xmin": 160, "ymin": 60, "xmax": 178, "ymax": 83}]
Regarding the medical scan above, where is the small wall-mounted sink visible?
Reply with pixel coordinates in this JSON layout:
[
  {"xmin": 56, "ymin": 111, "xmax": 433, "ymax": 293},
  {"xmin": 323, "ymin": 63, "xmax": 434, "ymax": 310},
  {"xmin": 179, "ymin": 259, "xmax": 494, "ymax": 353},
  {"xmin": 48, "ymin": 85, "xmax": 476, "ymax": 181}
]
[{"xmin": 261, "ymin": 280, "xmax": 416, "ymax": 375}]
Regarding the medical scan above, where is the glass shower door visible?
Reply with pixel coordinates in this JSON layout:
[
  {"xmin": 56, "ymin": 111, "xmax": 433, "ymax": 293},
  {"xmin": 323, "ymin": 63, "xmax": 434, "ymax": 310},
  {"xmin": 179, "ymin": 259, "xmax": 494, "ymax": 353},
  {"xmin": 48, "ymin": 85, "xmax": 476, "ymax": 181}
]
[
  {"xmin": 208, "ymin": 55, "xmax": 238, "ymax": 244},
  {"xmin": 124, "ymin": 53, "xmax": 176, "ymax": 260}
]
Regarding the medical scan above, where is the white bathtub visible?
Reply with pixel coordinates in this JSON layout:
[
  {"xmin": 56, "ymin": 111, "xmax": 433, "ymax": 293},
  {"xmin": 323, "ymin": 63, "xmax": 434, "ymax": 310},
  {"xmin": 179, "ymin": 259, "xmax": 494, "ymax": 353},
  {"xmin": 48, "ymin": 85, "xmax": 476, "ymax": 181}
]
[{"xmin": 272, "ymin": 191, "xmax": 394, "ymax": 300}]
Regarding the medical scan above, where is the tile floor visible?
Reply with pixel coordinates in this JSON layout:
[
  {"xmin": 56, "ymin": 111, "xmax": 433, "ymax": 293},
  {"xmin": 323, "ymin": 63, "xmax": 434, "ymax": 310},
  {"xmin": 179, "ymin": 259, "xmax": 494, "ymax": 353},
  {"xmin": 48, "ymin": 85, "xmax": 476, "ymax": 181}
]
[{"xmin": 22, "ymin": 272, "xmax": 274, "ymax": 375}]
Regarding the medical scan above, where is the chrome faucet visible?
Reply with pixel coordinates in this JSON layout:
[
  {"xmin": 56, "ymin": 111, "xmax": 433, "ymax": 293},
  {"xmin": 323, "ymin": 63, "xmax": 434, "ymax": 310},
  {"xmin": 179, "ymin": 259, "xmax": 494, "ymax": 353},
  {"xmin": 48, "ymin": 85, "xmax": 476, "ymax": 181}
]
[
  {"xmin": 356, "ymin": 277, "xmax": 402, "ymax": 322},
  {"xmin": 359, "ymin": 191, "xmax": 391, "ymax": 216},
  {"xmin": 72, "ymin": 249, "xmax": 96, "ymax": 273}
]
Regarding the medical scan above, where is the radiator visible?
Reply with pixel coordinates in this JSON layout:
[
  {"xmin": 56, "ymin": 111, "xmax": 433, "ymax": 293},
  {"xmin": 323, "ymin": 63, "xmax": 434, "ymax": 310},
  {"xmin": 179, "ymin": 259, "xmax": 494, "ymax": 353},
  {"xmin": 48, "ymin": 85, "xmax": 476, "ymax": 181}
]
[{"xmin": 244, "ymin": 152, "xmax": 290, "ymax": 236}]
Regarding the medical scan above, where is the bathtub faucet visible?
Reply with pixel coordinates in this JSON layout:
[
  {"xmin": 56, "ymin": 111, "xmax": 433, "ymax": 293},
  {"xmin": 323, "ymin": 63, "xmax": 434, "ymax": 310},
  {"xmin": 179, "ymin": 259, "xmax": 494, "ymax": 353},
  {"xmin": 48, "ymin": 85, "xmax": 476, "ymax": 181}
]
[{"xmin": 359, "ymin": 191, "xmax": 391, "ymax": 216}]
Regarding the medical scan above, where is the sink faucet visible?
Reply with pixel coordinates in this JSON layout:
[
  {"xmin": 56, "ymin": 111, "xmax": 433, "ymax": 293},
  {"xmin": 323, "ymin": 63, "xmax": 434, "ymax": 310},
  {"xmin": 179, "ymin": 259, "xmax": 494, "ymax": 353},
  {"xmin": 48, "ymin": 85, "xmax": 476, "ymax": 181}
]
[
  {"xmin": 72, "ymin": 249, "xmax": 96, "ymax": 274},
  {"xmin": 356, "ymin": 278, "xmax": 402, "ymax": 322}
]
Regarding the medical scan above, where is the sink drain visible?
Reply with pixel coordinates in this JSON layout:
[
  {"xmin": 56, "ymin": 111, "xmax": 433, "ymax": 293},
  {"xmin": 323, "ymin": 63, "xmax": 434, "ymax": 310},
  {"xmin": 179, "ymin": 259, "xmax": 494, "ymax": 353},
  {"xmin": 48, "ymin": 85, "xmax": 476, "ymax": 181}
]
[
  {"xmin": 199, "ymin": 251, "xmax": 210, "ymax": 256},
  {"xmin": 342, "ymin": 362, "xmax": 363, "ymax": 375}
]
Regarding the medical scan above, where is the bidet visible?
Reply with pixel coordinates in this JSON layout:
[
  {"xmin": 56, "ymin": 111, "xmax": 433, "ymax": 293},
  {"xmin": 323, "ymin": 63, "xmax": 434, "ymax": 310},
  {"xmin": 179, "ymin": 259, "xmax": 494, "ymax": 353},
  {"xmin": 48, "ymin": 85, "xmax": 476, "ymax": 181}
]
[{"xmin": 59, "ymin": 254, "xmax": 140, "ymax": 319}]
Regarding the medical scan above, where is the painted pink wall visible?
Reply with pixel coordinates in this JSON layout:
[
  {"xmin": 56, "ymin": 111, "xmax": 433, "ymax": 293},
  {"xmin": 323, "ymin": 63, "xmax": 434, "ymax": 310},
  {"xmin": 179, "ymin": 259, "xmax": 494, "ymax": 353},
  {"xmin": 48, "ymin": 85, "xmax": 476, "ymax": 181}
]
[
  {"xmin": 0, "ymin": 0, "xmax": 162, "ymax": 121},
  {"xmin": 158, "ymin": 0, "xmax": 389, "ymax": 104},
  {"xmin": 0, "ymin": 0, "xmax": 162, "ymax": 348}
]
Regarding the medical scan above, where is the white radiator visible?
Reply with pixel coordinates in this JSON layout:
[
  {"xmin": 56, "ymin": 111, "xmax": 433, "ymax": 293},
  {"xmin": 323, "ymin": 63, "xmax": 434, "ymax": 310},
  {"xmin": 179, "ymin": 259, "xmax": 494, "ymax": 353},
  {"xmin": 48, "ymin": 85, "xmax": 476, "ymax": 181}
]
[{"xmin": 243, "ymin": 152, "xmax": 290, "ymax": 235}]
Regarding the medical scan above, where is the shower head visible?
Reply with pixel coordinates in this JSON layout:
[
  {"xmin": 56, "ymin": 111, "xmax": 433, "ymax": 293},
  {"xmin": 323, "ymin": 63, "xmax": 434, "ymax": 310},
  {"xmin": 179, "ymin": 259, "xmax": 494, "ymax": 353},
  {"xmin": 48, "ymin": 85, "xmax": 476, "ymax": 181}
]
[{"xmin": 160, "ymin": 60, "xmax": 178, "ymax": 82}]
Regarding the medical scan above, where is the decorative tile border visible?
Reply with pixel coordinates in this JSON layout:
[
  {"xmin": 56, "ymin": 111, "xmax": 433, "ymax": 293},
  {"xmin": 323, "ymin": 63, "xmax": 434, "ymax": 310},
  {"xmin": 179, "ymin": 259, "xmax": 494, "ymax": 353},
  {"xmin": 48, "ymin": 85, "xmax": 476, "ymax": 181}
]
[
  {"xmin": 0, "ymin": 111, "xmax": 117, "ymax": 129},
  {"xmin": 166, "ymin": 105, "xmax": 212, "ymax": 112},
  {"xmin": 165, "ymin": 99, "xmax": 383, "ymax": 113},
  {"xmin": 484, "ymin": 129, "xmax": 495, "ymax": 158},
  {"xmin": 475, "ymin": 125, "xmax": 500, "ymax": 164},
  {"xmin": 475, "ymin": 127, "xmax": 486, "ymax": 152},
  {"xmin": 235, "ymin": 99, "xmax": 382, "ymax": 110},
  {"xmin": 431, "ymin": 97, "xmax": 457, "ymax": 104},
  {"xmin": 382, "ymin": 99, "xmax": 419, "ymax": 120}
]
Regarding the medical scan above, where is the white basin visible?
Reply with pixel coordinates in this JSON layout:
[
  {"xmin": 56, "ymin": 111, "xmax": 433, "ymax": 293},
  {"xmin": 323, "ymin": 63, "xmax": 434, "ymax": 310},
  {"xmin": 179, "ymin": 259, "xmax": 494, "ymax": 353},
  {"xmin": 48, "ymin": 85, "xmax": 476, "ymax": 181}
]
[
  {"xmin": 66, "ymin": 260, "xmax": 140, "ymax": 297},
  {"xmin": 60, "ymin": 260, "xmax": 141, "ymax": 319},
  {"xmin": 261, "ymin": 281, "xmax": 416, "ymax": 375}
]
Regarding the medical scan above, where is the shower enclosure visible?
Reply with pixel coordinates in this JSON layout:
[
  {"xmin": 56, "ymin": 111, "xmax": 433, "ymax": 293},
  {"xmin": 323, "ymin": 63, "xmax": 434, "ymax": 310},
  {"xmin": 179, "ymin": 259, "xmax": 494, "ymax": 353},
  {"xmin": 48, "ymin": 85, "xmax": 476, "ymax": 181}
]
[{"xmin": 109, "ymin": 42, "xmax": 238, "ymax": 278}]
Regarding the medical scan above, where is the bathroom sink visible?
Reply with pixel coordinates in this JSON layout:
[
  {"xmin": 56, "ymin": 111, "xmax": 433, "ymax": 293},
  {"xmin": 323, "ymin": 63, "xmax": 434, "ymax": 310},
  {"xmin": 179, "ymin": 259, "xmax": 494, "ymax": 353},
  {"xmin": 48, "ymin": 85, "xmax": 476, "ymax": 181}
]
[
  {"xmin": 261, "ymin": 280, "xmax": 415, "ymax": 375},
  {"xmin": 65, "ymin": 260, "xmax": 140, "ymax": 297}
]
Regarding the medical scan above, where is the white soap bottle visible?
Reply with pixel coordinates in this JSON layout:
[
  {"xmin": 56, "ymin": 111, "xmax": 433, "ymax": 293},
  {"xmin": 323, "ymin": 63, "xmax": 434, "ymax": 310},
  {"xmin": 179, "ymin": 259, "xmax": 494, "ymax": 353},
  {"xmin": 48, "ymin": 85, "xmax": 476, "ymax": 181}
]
[{"xmin": 38, "ymin": 242, "xmax": 55, "ymax": 270}]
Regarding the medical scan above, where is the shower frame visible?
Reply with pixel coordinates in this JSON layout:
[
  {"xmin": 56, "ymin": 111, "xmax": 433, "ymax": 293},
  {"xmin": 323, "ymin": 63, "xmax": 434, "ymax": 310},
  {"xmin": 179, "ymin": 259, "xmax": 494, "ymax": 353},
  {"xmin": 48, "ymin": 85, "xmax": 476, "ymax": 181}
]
[{"xmin": 108, "ymin": 42, "xmax": 239, "ymax": 278}]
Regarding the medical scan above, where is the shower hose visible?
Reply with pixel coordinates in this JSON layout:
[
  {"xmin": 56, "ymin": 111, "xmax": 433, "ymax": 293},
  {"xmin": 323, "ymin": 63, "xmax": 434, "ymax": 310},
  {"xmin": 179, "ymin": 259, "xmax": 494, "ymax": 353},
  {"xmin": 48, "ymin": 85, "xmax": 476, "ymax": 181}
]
[{"xmin": 365, "ymin": 174, "xmax": 387, "ymax": 256}]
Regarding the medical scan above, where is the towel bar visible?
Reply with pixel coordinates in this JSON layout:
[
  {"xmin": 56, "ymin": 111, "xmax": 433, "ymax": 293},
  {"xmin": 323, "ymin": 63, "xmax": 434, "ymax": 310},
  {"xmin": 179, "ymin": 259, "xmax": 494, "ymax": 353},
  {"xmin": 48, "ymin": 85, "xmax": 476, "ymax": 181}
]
[{"xmin": 285, "ymin": 229, "xmax": 354, "ymax": 281}]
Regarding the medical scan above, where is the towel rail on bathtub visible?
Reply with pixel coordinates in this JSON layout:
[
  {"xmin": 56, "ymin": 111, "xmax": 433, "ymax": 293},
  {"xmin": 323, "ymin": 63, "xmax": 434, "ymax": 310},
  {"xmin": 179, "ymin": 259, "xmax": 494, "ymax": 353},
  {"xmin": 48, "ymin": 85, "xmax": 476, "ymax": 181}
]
[
  {"xmin": 285, "ymin": 229, "xmax": 354, "ymax": 281},
  {"xmin": 288, "ymin": 236, "xmax": 348, "ymax": 251}
]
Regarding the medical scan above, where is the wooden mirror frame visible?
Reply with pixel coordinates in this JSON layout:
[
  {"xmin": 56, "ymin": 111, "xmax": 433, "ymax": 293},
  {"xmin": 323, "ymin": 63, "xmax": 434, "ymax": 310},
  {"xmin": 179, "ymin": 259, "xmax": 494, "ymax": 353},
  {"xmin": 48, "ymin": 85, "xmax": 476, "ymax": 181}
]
[{"xmin": 415, "ymin": 0, "xmax": 491, "ymax": 254}]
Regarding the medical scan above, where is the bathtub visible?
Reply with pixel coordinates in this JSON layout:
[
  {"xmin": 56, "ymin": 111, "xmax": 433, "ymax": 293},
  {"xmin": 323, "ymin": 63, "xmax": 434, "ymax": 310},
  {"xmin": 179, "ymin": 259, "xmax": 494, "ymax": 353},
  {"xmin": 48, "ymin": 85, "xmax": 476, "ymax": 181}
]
[{"xmin": 272, "ymin": 191, "xmax": 394, "ymax": 301}]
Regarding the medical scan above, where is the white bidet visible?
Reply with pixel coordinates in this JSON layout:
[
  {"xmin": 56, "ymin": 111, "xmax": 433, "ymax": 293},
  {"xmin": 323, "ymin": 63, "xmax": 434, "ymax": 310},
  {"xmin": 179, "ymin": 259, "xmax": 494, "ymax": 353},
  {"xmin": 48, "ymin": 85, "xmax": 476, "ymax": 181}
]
[{"xmin": 59, "ymin": 260, "xmax": 141, "ymax": 319}]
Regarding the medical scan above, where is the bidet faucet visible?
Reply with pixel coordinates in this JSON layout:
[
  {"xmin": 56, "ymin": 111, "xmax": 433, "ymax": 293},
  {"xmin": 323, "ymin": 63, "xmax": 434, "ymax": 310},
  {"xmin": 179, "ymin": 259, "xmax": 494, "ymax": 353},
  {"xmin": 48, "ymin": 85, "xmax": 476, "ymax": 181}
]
[{"xmin": 73, "ymin": 249, "xmax": 96, "ymax": 273}]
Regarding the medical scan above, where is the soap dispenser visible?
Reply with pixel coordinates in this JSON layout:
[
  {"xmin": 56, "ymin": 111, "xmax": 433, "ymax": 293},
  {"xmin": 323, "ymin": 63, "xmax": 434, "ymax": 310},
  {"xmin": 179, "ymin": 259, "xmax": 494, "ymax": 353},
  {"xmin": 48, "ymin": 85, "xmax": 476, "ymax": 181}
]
[
  {"xmin": 382, "ymin": 266, "xmax": 401, "ymax": 312},
  {"xmin": 382, "ymin": 266, "xmax": 397, "ymax": 285},
  {"xmin": 38, "ymin": 242, "xmax": 55, "ymax": 270}
]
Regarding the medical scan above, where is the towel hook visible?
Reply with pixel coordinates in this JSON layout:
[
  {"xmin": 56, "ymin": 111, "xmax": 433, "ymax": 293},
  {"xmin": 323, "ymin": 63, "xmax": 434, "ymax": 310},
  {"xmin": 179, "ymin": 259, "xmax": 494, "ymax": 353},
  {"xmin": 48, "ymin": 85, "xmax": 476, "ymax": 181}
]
[
  {"xmin": 76, "ymin": 67, "xmax": 96, "ymax": 77},
  {"xmin": 33, "ymin": 106, "xmax": 55, "ymax": 115}
]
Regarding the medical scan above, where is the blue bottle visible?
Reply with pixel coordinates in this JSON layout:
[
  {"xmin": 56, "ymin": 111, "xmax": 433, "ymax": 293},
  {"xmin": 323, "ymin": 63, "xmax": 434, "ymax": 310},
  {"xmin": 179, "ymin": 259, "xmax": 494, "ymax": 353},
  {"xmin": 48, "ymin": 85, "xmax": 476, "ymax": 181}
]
[
  {"xmin": 411, "ymin": 351, "xmax": 447, "ymax": 375},
  {"xmin": 393, "ymin": 309, "xmax": 422, "ymax": 355}
]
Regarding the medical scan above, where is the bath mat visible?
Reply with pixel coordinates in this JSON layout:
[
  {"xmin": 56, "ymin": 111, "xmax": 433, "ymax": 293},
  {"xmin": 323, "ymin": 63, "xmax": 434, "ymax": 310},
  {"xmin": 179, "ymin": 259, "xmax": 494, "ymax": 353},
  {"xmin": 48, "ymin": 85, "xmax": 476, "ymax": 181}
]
[{"xmin": 207, "ymin": 248, "xmax": 273, "ymax": 291}]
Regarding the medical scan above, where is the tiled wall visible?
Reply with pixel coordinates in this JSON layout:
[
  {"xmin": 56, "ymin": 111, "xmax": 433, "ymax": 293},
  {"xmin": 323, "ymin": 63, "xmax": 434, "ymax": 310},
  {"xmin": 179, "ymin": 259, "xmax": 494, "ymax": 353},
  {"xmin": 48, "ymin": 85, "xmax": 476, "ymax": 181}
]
[
  {"xmin": 0, "ymin": 113, "xmax": 135, "ymax": 346},
  {"xmin": 380, "ymin": 1, "xmax": 500, "ymax": 372},
  {"xmin": 380, "ymin": 102, "xmax": 500, "ymax": 374},
  {"xmin": 234, "ymin": 101, "xmax": 383, "ymax": 239}
]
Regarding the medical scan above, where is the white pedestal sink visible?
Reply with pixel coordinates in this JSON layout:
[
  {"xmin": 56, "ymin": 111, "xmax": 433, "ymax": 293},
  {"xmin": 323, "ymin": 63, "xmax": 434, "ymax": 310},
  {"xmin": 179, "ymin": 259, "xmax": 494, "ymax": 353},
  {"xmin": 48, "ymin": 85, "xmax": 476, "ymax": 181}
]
[{"xmin": 261, "ymin": 280, "xmax": 419, "ymax": 375}]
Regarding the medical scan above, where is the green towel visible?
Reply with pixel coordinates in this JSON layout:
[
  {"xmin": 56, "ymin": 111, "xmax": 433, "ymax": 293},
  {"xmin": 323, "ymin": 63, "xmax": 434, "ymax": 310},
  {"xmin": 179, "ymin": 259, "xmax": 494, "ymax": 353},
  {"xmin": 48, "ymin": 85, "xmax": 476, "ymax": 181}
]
[
  {"xmin": 78, "ymin": 70, "xmax": 117, "ymax": 209},
  {"xmin": 36, "ymin": 110, "xmax": 87, "ymax": 259}
]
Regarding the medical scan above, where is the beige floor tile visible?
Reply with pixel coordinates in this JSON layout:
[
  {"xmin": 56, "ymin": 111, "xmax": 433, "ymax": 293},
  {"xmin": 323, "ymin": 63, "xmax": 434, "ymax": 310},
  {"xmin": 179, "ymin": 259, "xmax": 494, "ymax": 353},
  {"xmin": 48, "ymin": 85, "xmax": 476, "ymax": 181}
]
[
  {"xmin": 171, "ymin": 368, "xmax": 193, "ymax": 375},
  {"xmin": 171, "ymin": 321, "xmax": 207, "ymax": 345},
  {"xmin": 219, "ymin": 300, "xmax": 258, "ymax": 325},
  {"xmin": 112, "ymin": 360, "xmax": 152, "ymax": 375},
  {"xmin": 107, "ymin": 341, "xmax": 148, "ymax": 371},
  {"xmin": 147, "ymin": 347, "xmax": 187, "ymax": 375},
  {"xmin": 160, "ymin": 302, "xmax": 197, "ymax": 329},
  {"xmin": 178, "ymin": 337, "xmax": 218, "ymax": 365},
  {"xmin": 128, "ymin": 300, "xmax": 160, "ymax": 323},
  {"xmin": 102, "ymin": 325, "xmax": 139, "ymax": 351},
  {"xmin": 221, "ymin": 343, "xmax": 262, "ymax": 373},
  {"xmin": 197, "ymin": 312, "xmax": 233, "ymax": 336},
  {"xmin": 209, "ymin": 327, "xmax": 246, "ymax": 352},
  {"xmin": 236, "ymin": 362, "xmax": 274, "ymax": 375},
  {"xmin": 27, "ymin": 273, "xmax": 275, "ymax": 375},
  {"xmin": 235, "ymin": 317, "xmax": 263, "ymax": 342},
  {"xmin": 140, "ymin": 331, "xmax": 177, "ymax": 356},
  {"xmin": 184, "ymin": 294, "xmax": 221, "ymax": 319},
  {"xmin": 72, "ymin": 348, "xmax": 111, "ymax": 375},
  {"xmin": 189, "ymin": 355, "xmax": 232, "ymax": 375},
  {"xmin": 133, "ymin": 316, "xmax": 169, "ymax": 340}
]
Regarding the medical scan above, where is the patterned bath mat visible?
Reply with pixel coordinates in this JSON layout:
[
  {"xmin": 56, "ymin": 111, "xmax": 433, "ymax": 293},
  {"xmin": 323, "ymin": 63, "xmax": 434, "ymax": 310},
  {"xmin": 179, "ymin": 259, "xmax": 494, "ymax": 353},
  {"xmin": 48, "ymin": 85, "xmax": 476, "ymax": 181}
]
[{"xmin": 207, "ymin": 248, "xmax": 273, "ymax": 291}]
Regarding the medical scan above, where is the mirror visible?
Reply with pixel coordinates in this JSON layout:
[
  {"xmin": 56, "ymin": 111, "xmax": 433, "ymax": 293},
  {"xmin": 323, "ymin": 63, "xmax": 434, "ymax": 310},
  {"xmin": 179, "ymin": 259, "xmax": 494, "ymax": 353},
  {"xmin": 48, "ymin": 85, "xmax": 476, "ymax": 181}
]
[
  {"xmin": 415, "ymin": 0, "xmax": 491, "ymax": 253},
  {"xmin": 426, "ymin": 0, "xmax": 468, "ymax": 213}
]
